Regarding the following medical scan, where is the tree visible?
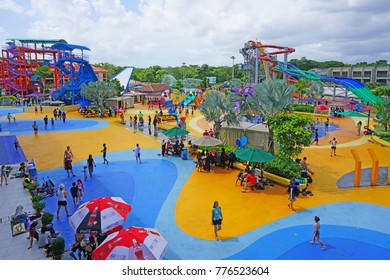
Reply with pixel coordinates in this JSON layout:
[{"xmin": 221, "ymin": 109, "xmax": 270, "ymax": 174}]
[
  {"xmin": 81, "ymin": 81, "xmax": 116, "ymax": 111},
  {"xmin": 306, "ymin": 81, "xmax": 324, "ymax": 100},
  {"xmin": 295, "ymin": 79, "xmax": 310, "ymax": 104},
  {"xmin": 267, "ymin": 113, "xmax": 313, "ymax": 158},
  {"xmin": 373, "ymin": 86, "xmax": 390, "ymax": 98},
  {"xmin": 374, "ymin": 100, "xmax": 390, "ymax": 132},
  {"xmin": 93, "ymin": 63, "xmax": 124, "ymax": 79},
  {"xmin": 35, "ymin": 66, "xmax": 52, "ymax": 89},
  {"xmin": 198, "ymin": 91, "xmax": 239, "ymax": 138}
]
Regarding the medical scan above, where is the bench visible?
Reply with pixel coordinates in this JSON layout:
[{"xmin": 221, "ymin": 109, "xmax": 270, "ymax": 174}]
[{"xmin": 233, "ymin": 163, "xmax": 307, "ymax": 188}]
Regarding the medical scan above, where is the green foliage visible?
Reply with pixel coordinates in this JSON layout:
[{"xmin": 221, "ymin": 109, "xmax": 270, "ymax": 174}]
[
  {"xmin": 267, "ymin": 113, "xmax": 313, "ymax": 158},
  {"xmin": 35, "ymin": 66, "xmax": 52, "ymax": 80},
  {"xmin": 93, "ymin": 62, "xmax": 124, "ymax": 79},
  {"xmin": 26, "ymin": 182, "xmax": 39, "ymax": 192},
  {"xmin": 51, "ymin": 237, "xmax": 66, "ymax": 258},
  {"xmin": 295, "ymin": 79, "xmax": 310, "ymax": 104},
  {"xmin": 264, "ymin": 156, "xmax": 301, "ymax": 179},
  {"xmin": 292, "ymin": 104, "xmax": 315, "ymax": 113},
  {"xmin": 373, "ymin": 86, "xmax": 390, "ymax": 97},
  {"xmin": 81, "ymin": 80, "xmax": 116, "ymax": 110},
  {"xmin": 42, "ymin": 212, "xmax": 54, "ymax": 226},
  {"xmin": 199, "ymin": 91, "xmax": 239, "ymax": 138},
  {"xmin": 374, "ymin": 100, "xmax": 390, "ymax": 132},
  {"xmin": 31, "ymin": 195, "xmax": 43, "ymax": 203},
  {"xmin": 32, "ymin": 200, "xmax": 46, "ymax": 212}
]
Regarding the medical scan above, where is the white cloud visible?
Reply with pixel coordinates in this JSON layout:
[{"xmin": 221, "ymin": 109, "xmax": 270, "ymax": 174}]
[
  {"xmin": 1, "ymin": 0, "xmax": 390, "ymax": 67},
  {"xmin": 0, "ymin": 0, "xmax": 24, "ymax": 13}
]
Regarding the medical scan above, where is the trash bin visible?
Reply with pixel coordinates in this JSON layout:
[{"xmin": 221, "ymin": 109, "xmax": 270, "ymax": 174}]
[{"xmin": 181, "ymin": 147, "xmax": 188, "ymax": 160}]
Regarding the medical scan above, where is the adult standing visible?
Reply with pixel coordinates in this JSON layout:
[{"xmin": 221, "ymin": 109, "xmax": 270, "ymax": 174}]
[
  {"xmin": 161, "ymin": 140, "xmax": 166, "ymax": 157},
  {"xmin": 62, "ymin": 111, "xmax": 66, "ymax": 123},
  {"xmin": 44, "ymin": 115, "xmax": 49, "ymax": 130},
  {"xmin": 310, "ymin": 216, "xmax": 326, "ymax": 250},
  {"xmin": 7, "ymin": 112, "xmax": 12, "ymax": 124},
  {"xmin": 0, "ymin": 165, "xmax": 8, "ymax": 186},
  {"xmin": 357, "ymin": 121, "xmax": 362, "ymax": 136},
  {"xmin": 101, "ymin": 143, "xmax": 109, "ymax": 164},
  {"xmin": 56, "ymin": 184, "xmax": 71, "ymax": 218},
  {"xmin": 133, "ymin": 143, "xmax": 141, "ymax": 164},
  {"xmin": 64, "ymin": 146, "xmax": 76, "ymax": 177},
  {"xmin": 70, "ymin": 182, "xmax": 79, "ymax": 206},
  {"xmin": 311, "ymin": 129, "xmax": 319, "ymax": 146},
  {"xmin": 32, "ymin": 121, "xmax": 38, "ymax": 136},
  {"xmin": 288, "ymin": 180, "xmax": 299, "ymax": 212},
  {"xmin": 211, "ymin": 201, "xmax": 223, "ymax": 241},
  {"xmin": 329, "ymin": 137, "xmax": 338, "ymax": 157},
  {"xmin": 87, "ymin": 154, "xmax": 96, "ymax": 178}
]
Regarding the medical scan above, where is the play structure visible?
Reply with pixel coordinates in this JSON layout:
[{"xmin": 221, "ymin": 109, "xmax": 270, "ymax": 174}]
[
  {"xmin": 240, "ymin": 41, "xmax": 382, "ymax": 105},
  {"xmin": 0, "ymin": 38, "xmax": 98, "ymax": 104},
  {"xmin": 50, "ymin": 42, "xmax": 98, "ymax": 103},
  {"xmin": 0, "ymin": 38, "xmax": 65, "ymax": 97},
  {"xmin": 110, "ymin": 66, "xmax": 135, "ymax": 92}
]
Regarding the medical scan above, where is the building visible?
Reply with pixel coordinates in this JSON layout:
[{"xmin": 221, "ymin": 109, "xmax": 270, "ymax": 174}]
[{"xmin": 311, "ymin": 65, "xmax": 390, "ymax": 86}]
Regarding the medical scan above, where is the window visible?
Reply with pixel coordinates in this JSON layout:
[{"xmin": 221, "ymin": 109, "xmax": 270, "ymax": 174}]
[
  {"xmin": 363, "ymin": 71, "xmax": 371, "ymax": 77},
  {"xmin": 352, "ymin": 71, "xmax": 361, "ymax": 77},
  {"xmin": 377, "ymin": 71, "xmax": 388, "ymax": 78}
]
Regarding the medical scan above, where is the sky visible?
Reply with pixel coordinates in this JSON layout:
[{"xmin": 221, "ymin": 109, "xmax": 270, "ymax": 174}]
[{"xmin": 0, "ymin": 0, "xmax": 390, "ymax": 68}]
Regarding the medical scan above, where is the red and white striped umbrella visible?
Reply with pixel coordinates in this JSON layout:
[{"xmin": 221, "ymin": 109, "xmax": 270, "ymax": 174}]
[
  {"xmin": 92, "ymin": 226, "xmax": 168, "ymax": 260},
  {"xmin": 69, "ymin": 197, "xmax": 131, "ymax": 235}
]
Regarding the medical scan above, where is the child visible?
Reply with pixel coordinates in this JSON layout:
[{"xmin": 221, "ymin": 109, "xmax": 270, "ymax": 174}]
[
  {"xmin": 76, "ymin": 179, "xmax": 84, "ymax": 202},
  {"xmin": 82, "ymin": 166, "xmax": 88, "ymax": 181}
]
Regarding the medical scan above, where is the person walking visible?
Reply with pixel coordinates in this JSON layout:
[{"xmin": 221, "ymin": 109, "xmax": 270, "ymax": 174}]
[
  {"xmin": 133, "ymin": 143, "xmax": 141, "ymax": 163},
  {"xmin": 56, "ymin": 184, "xmax": 71, "ymax": 218},
  {"xmin": 329, "ymin": 137, "xmax": 338, "ymax": 157},
  {"xmin": 101, "ymin": 143, "xmax": 109, "ymax": 164},
  {"xmin": 311, "ymin": 129, "xmax": 319, "ymax": 146},
  {"xmin": 32, "ymin": 121, "xmax": 38, "ymax": 136},
  {"xmin": 357, "ymin": 121, "xmax": 362, "ymax": 136},
  {"xmin": 64, "ymin": 146, "xmax": 76, "ymax": 177},
  {"xmin": 211, "ymin": 201, "xmax": 223, "ymax": 241},
  {"xmin": 0, "ymin": 165, "xmax": 8, "ymax": 186},
  {"xmin": 87, "ymin": 154, "xmax": 96, "ymax": 178},
  {"xmin": 14, "ymin": 139, "xmax": 19, "ymax": 151},
  {"xmin": 44, "ymin": 115, "xmax": 49, "ymax": 130},
  {"xmin": 310, "ymin": 216, "xmax": 326, "ymax": 250},
  {"xmin": 288, "ymin": 180, "xmax": 299, "ymax": 212},
  {"xmin": 70, "ymin": 182, "xmax": 79, "ymax": 207}
]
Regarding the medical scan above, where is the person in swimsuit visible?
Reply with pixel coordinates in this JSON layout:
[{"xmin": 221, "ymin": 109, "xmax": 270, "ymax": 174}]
[
  {"xmin": 310, "ymin": 216, "xmax": 326, "ymax": 250},
  {"xmin": 329, "ymin": 137, "xmax": 337, "ymax": 156},
  {"xmin": 211, "ymin": 201, "xmax": 223, "ymax": 241}
]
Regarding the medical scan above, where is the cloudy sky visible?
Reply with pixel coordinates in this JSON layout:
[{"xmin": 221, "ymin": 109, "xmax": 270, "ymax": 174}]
[{"xmin": 1, "ymin": 0, "xmax": 390, "ymax": 68}]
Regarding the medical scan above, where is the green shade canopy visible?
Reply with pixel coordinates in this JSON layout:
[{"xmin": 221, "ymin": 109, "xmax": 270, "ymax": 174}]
[
  {"xmin": 162, "ymin": 126, "xmax": 189, "ymax": 137},
  {"xmin": 337, "ymin": 111, "xmax": 369, "ymax": 118},
  {"xmin": 235, "ymin": 147, "xmax": 274, "ymax": 163}
]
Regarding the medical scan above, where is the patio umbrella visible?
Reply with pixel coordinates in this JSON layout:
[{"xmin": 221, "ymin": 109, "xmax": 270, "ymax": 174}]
[
  {"xmin": 69, "ymin": 197, "xmax": 131, "ymax": 235},
  {"xmin": 314, "ymin": 104, "xmax": 329, "ymax": 125},
  {"xmin": 92, "ymin": 226, "xmax": 168, "ymax": 260},
  {"xmin": 191, "ymin": 136, "xmax": 222, "ymax": 147},
  {"xmin": 162, "ymin": 126, "xmax": 189, "ymax": 137},
  {"xmin": 235, "ymin": 147, "xmax": 274, "ymax": 163}
]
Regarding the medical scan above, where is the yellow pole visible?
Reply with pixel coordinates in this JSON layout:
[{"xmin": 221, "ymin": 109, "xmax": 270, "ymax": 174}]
[
  {"xmin": 350, "ymin": 149, "xmax": 361, "ymax": 187},
  {"xmin": 368, "ymin": 148, "xmax": 379, "ymax": 185}
]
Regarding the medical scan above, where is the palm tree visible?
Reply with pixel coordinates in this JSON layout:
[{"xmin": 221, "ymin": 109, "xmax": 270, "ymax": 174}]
[
  {"xmin": 374, "ymin": 100, "xmax": 390, "ymax": 132},
  {"xmin": 306, "ymin": 81, "xmax": 325, "ymax": 101},
  {"xmin": 294, "ymin": 79, "xmax": 310, "ymax": 104},
  {"xmin": 250, "ymin": 80, "xmax": 295, "ymax": 154},
  {"xmin": 198, "ymin": 91, "xmax": 239, "ymax": 138},
  {"xmin": 81, "ymin": 81, "xmax": 116, "ymax": 111}
]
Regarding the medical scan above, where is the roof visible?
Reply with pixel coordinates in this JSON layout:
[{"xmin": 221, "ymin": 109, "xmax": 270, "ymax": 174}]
[
  {"xmin": 50, "ymin": 43, "xmax": 91, "ymax": 51},
  {"xmin": 7, "ymin": 38, "xmax": 67, "ymax": 44},
  {"xmin": 137, "ymin": 83, "xmax": 169, "ymax": 93},
  {"xmin": 91, "ymin": 66, "xmax": 108, "ymax": 73}
]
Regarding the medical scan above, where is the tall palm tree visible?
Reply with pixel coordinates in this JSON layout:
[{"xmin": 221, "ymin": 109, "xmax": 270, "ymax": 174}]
[
  {"xmin": 374, "ymin": 100, "xmax": 390, "ymax": 132},
  {"xmin": 244, "ymin": 80, "xmax": 295, "ymax": 154},
  {"xmin": 198, "ymin": 91, "xmax": 239, "ymax": 139},
  {"xmin": 306, "ymin": 81, "xmax": 325, "ymax": 101}
]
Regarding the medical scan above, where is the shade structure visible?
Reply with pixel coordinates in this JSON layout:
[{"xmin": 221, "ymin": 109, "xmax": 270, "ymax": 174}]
[
  {"xmin": 69, "ymin": 197, "xmax": 131, "ymax": 235},
  {"xmin": 25, "ymin": 92, "xmax": 51, "ymax": 97},
  {"xmin": 92, "ymin": 226, "xmax": 168, "ymax": 260},
  {"xmin": 191, "ymin": 136, "xmax": 222, "ymax": 147},
  {"xmin": 162, "ymin": 126, "xmax": 189, "ymax": 137},
  {"xmin": 76, "ymin": 100, "xmax": 93, "ymax": 106},
  {"xmin": 336, "ymin": 111, "xmax": 369, "ymax": 118},
  {"xmin": 235, "ymin": 147, "xmax": 274, "ymax": 163}
]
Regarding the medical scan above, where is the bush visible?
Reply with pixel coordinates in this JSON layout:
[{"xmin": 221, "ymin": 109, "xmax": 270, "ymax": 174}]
[
  {"xmin": 264, "ymin": 156, "xmax": 301, "ymax": 179},
  {"xmin": 32, "ymin": 201, "xmax": 46, "ymax": 212},
  {"xmin": 41, "ymin": 212, "xmax": 54, "ymax": 226},
  {"xmin": 292, "ymin": 104, "xmax": 315, "ymax": 113},
  {"xmin": 31, "ymin": 195, "xmax": 43, "ymax": 203},
  {"xmin": 51, "ymin": 237, "xmax": 65, "ymax": 260}
]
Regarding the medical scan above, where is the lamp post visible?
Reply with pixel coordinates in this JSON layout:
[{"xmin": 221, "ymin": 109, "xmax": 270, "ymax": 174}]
[
  {"xmin": 182, "ymin": 62, "xmax": 186, "ymax": 80},
  {"xmin": 230, "ymin": 56, "xmax": 235, "ymax": 79}
]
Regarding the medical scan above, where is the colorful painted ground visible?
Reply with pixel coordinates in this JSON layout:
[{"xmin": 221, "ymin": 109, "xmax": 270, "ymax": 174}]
[{"xmin": 1, "ymin": 106, "xmax": 389, "ymax": 260}]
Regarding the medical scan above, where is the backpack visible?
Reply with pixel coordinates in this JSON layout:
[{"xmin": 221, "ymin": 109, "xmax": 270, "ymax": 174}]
[{"xmin": 293, "ymin": 185, "xmax": 300, "ymax": 197}]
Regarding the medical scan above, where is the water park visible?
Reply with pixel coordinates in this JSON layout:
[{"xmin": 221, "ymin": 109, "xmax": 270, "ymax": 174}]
[{"xmin": 1, "ymin": 38, "xmax": 390, "ymax": 261}]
